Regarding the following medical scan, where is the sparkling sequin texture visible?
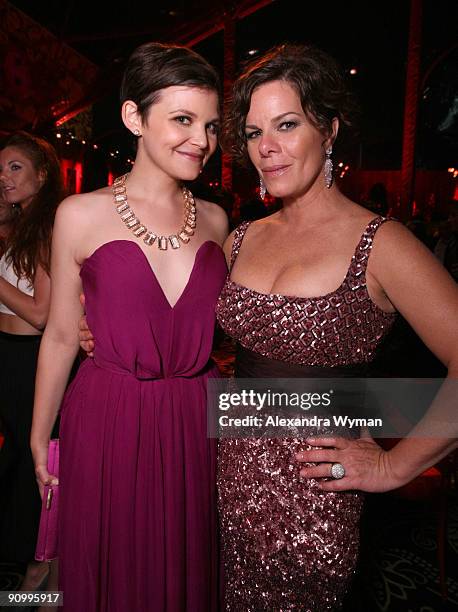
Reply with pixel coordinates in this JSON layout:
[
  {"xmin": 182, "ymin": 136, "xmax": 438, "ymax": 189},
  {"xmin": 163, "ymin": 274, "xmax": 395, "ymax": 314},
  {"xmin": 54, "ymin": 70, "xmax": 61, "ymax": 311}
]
[
  {"xmin": 216, "ymin": 218, "xmax": 397, "ymax": 367},
  {"xmin": 215, "ymin": 217, "xmax": 397, "ymax": 611}
]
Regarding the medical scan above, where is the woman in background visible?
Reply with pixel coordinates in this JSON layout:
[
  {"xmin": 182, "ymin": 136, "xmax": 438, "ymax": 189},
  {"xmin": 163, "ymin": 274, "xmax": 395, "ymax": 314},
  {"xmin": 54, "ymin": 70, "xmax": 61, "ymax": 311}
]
[{"xmin": 0, "ymin": 132, "xmax": 63, "ymax": 589}]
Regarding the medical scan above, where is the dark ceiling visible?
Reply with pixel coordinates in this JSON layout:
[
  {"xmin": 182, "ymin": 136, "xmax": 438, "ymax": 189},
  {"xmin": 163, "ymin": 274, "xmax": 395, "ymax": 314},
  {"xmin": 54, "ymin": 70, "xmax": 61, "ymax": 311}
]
[
  {"xmin": 1, "ymin": 0, "xmax": 457, "ymax": 174},
  {"xmin": 0, "ymin": 0, "xmax": 272, "ymax": 131},
  {"xmin": 8, "ymin": 0, "xmax": 231, "ymax": 64}
]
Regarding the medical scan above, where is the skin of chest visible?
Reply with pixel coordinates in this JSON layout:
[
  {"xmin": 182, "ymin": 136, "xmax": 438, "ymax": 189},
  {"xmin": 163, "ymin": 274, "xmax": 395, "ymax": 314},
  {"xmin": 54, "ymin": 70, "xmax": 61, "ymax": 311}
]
[{"xmin": 229, "ymin": 220, "xmax": 394, "ymax": 312}]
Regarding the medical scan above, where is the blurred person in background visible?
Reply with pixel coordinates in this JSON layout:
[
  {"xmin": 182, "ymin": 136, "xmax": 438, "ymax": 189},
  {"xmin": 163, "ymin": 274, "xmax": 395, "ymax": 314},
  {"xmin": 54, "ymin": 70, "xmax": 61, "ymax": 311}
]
[
  {"xmin": 0, "ymin": 132, "xmax": 63, "ymax": 591},
  {"xmin": 0, "ymin": 195, "xmax": 18, "ymax": 254},
  {"xmin": 434, "ymin": 204, "xmax": 458, "ymax": 282}
]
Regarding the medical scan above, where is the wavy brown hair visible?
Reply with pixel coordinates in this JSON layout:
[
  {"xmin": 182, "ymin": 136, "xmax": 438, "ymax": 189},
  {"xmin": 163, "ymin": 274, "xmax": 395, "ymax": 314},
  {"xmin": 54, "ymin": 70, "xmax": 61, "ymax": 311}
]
[
  {"xmin": 3, "ymin": 132, "xmax": 64, "ymax": 282},
  {"xmin": 223, "ymin": 43, "xmax": 358, "ymax": 167}
]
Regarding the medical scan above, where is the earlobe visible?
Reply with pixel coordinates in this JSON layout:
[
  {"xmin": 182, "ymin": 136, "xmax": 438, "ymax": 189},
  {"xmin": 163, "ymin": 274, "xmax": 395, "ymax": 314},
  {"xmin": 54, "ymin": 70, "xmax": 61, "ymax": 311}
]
[
  {"xmin": 38, "ymin": 169, "xmax": 47, "ymax": 186},
  {"xmin": 122, "ymin": 100, "xmax": 142, "ymax": 137},
  {"xmin": 329, "ymin": 117, "xmax": 339, "ymax": 147}
]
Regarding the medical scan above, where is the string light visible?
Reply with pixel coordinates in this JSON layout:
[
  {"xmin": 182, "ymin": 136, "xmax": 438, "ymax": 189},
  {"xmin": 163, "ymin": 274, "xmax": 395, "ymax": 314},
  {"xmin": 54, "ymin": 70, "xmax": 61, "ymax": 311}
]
[
  {"xmin": 52, "ymin": 126, "xmax": 219, "ymax": 184},
  {"xmin": 54, "ymin": 127, "xmax": 135, "ymax": 166},
  {"xmin": 336, "ymin": 161, "xmax": 350, "ymax": 179}
]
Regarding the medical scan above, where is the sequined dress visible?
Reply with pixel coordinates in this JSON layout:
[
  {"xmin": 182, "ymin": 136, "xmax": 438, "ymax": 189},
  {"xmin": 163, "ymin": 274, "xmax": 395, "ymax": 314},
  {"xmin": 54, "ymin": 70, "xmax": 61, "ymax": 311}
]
[{"xmin": 215, "ymin": 217, "xmax": 397, "ymax": 611}]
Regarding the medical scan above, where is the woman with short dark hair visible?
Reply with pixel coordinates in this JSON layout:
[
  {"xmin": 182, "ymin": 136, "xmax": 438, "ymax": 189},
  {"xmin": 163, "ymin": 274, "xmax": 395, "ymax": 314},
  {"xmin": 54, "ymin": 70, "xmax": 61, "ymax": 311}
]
[{"xmin": 31, "ymin": 42, "xmax": 228, "ymax": 611}]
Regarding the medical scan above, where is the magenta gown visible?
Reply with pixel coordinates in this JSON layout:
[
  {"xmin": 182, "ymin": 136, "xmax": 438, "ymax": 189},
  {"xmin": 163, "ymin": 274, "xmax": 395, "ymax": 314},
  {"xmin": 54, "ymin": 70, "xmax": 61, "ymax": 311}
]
[{"xmin": 58, "ymin": 239, "xmax": 227, "ymax": 612}]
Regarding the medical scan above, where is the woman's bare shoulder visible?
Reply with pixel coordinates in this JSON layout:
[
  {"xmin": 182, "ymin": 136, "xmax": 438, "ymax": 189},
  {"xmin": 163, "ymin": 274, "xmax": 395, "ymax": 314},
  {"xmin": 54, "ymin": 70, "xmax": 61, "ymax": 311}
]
[
  {"xmin": 59, "ymin": 186, "xmax": 112, "ymax": 212},
  {"xmin": 342, "ymin": 198, "xmax": 382, "ymax": 223},
  {"xmin": 196, "ymin": 197, "xmax": 229, "ymax": 245},
  {"xmin": 196, "ymin": 197, "xmax": 228, "ymax": 222},
  {"xmin": 54, "ymin": 188, "xmax": 114, "ymax": 241},
  {"xmin": 222, "ymin": 227, "xmax": 237, "ymax": 264}
]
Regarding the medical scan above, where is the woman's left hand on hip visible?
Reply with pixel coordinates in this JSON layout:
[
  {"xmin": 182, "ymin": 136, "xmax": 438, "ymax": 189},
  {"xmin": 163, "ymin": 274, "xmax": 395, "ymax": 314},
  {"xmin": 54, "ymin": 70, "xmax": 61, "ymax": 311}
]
[{"xmin": 295, "ymin": 434, "xmax": 402, "ymax": 493}]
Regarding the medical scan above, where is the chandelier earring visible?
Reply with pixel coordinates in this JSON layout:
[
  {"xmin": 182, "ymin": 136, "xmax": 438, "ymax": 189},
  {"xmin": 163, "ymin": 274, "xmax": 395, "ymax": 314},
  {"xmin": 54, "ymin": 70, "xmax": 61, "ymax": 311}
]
[
  {"xmin": 324, "ymin": 146, "xmax": 333, "ymax": 189},
  {"xmin": 259, "ymin": 175, "xmax": 267, "ymax": 200}
]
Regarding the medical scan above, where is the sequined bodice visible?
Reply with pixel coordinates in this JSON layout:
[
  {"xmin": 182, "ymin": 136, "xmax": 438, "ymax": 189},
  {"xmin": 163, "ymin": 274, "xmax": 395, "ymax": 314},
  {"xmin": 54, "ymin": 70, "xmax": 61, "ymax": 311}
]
[{"xmin": 216, "ymin": 217, "xmax": 397, "ymax": 367}]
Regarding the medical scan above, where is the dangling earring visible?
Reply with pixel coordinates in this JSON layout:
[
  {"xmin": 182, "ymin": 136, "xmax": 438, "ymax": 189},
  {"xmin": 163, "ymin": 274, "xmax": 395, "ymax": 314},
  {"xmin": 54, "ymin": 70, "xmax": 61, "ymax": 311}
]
[
  {"xmin": 259, "ymin": 175, "xmax": 266, "ymax": 200},
  {"xmin": 324, "ymin": 146, "xmax": 333, "ymax": 188}
]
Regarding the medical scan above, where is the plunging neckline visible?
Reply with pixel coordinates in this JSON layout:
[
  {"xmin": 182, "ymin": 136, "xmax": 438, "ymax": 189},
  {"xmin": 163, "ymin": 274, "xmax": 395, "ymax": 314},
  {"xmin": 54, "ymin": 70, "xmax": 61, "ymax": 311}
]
[{"xmin": 80, "ymin": 239, "xmax": 219, "ymax": 309}]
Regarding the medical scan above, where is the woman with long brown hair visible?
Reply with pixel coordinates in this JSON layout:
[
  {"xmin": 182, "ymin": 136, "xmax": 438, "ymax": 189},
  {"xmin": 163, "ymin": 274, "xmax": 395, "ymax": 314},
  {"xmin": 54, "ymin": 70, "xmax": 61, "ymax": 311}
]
[{"xmin": 0, "ymin": 132, "xmax": 63, "ymax": 588}]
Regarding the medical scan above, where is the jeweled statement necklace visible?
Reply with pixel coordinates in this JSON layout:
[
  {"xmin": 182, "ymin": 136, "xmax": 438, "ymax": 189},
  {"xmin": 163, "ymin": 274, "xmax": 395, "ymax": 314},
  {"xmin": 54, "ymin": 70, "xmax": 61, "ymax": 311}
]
[{"xmin": 112, "ymin": 173, "xmax": 196, "ymax": 250}]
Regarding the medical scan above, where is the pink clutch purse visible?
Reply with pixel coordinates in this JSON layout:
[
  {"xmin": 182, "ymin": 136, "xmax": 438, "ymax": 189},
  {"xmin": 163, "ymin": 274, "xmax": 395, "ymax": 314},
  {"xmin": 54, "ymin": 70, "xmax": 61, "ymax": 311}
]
[{"xmin": 35, "ymin": 439, "xmax": 59, "ymax": 561}]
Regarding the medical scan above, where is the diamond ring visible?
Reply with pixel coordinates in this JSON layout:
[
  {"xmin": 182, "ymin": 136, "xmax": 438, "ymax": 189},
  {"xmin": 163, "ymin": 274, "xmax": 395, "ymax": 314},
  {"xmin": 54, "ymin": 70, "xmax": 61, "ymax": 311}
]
[{"xmin": 330, "ymin": 463, "xmax": 345, "ymax": 479}]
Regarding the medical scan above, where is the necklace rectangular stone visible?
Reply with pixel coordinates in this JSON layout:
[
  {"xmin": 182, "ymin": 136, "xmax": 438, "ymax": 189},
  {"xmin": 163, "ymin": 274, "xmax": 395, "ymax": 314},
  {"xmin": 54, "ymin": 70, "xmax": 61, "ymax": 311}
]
[
  {"xmin": 143, "ymin": 232, "xmax": 157, "ymax": 246},
  {"xmin": 126, "ymin": 217, "xmax": 140, "ymax": 229},
  {"xmin": 120, "ymin": 209, "xmax": 134, "ymax": 221},
  {"xmin": 179, "ymin": 231, "xmax": 190, "ymax": 243},
  {"xmin": 116, "ymin": 202, "xmax": 129, "ymax": 213},
  {"xmin": 158, "ymin": 236, "xmax": 168, "ymax": 250},
  {"xmin": 133, "ymin": 225, "xmax": 147, "ymax": 237},
  {"xmin": 169, "ymin": 235, "xmax": 180, "ymax": 249}
]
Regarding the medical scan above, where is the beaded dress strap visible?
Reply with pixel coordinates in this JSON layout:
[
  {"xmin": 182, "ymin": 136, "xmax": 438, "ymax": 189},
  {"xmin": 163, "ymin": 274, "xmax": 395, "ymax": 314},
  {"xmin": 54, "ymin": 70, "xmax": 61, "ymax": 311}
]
[
  {"xmin": 347, "ymin": 216, "xmax": 397, "ymax": 283},
  {"xmin": 229, "ymin": 221, "xmax": 252, "ymax": 272}
]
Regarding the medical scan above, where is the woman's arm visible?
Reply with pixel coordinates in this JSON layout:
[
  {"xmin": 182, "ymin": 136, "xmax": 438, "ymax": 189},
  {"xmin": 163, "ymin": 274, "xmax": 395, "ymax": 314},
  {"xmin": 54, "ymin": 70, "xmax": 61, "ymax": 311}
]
[
  {"xmin": 0, "ymin": 264, "xmax": 50, "ymax": 330},
  {"xmin": 370, "ymin": 221, "xmax": 458, "ymax": 481},
  {"xmin": 31, "ymin": 197, "xmax": 86, "ymax": 492},
  {"xmin": 201, "ymin": 198, "xmax": 230, "ymax": 247},
  {"xmin": 297, "ymin": 221, "xmax": 458, "ymax": 492},
  {"xmin": 78, "ymin": 294, "xmax": 94, "ymax": 356}
]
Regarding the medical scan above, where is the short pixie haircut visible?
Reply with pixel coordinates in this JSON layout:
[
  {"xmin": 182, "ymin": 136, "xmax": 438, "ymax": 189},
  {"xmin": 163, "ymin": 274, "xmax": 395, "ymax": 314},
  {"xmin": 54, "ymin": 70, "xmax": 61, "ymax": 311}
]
[
  {"xmin": 120, "ymin": 42, "xmax": 222, "ymax": 122},
  {"xmin": 224, "ymin": 44, "xmax": 357, "ymax": 166}
]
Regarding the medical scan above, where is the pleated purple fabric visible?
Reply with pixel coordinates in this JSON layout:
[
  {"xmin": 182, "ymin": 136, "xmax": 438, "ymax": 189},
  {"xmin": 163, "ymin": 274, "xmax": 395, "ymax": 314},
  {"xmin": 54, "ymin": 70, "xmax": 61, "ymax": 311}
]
[{"xmin": 58, "ymin": 240, "xmax": 227, "ymax": 612}]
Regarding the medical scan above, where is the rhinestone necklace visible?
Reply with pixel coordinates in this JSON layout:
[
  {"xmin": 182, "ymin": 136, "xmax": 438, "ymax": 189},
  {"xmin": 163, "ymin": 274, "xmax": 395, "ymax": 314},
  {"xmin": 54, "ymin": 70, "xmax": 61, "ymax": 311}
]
[{"xmin": 112, "ymin": 173, "xmax": 196, "ymax": 250}]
